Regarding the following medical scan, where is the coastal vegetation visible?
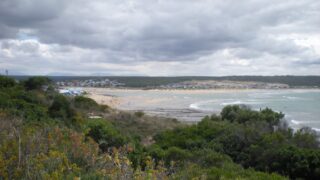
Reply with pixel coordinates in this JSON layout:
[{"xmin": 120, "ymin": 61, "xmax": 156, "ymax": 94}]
[
  {"xmin": 1, "ymin": 76, "xmax": 319, "ymax": 179},
  {"xmin": 151, "ymin": 107, "xmax": 320, "ymax": 179}
]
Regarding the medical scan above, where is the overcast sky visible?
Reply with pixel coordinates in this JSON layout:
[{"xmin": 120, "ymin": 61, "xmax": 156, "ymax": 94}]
[{"xmin": 0, "ymin": 0, "xmax": 320, "ymax": 76}]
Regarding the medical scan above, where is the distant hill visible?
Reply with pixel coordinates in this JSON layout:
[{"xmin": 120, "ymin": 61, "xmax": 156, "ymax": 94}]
[{"xmin": 11, "ymin": 75, "xmax": 320, "ymax": 88}]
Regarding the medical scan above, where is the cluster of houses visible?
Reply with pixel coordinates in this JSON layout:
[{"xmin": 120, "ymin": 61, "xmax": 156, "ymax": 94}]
[
  {"xmin": 160, "ymin": 80, "xmax": 290, "ymax": 89},
  {"xmin": 56, "ymin": 78, "xmax": 125, "ymax": 87},
  {"xmin": 58, "ymin": 88, "xmax": 85, "ymax": 96}
]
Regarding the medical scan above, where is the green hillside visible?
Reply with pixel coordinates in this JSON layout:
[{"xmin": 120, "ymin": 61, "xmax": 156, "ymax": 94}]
[{"xmin": 1, "ymin": 76, "xmax": 319, "ymax": 179}]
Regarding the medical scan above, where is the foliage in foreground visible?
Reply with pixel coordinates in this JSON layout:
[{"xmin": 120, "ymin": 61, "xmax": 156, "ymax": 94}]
[
  {"xmin": 0, "ymin": 76, "xmax": 166, "ymax": 179},
  {"xmin": 1, "ymin": 75, "xmax": 317, "ymax": 179},
  {"xmin": 151, "ymin": 105, "xmax": 320, "ymax": 179}
]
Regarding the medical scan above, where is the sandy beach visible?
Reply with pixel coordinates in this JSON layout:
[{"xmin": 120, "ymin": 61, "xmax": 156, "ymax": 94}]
[
  {"xmin": 84, "ymin": 88, "xmax": 122, "ymax": 108},
  {"xmin": 83, "ymin": 87, "xmax": 251, "ymax": 108},
  {"xmin": 82, "ymin": 87, "xmax": 258, "ymax": 122}
]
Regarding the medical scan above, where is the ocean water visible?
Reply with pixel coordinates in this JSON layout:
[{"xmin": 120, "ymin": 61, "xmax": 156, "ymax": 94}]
[
  {"xmin": 103, "ymin": 89, "xmax": 320, "ymax": 131},
  {"xmin": 188, "ymin": 90, "xmax": 320, "ymax": 131}
]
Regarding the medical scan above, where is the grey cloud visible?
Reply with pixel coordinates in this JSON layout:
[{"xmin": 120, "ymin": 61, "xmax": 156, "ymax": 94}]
[
  {"xmin": 294, "ymin": 59, "xmax": 320, "ymax": 65},
  {"xmin": 0, "ymin": 0, "xmax": 66, "ymax": 26},
  {"xmin": 0, "ymin": 0, "xmax": 66, "ymax": 40},
  {"xmin": 0, "ymin": 0, "xmax": 320, "ymax": 75},
  {"xmin": 0, "ymin": 24, "xmax": 17, "ymax": 39},
  {"xmin": 1, "ymin": 40, "xmax": 40, "ymax": 56},
  {"xmin": 36, "ymin": 0, "xmax": 319, "ymax": 61}
]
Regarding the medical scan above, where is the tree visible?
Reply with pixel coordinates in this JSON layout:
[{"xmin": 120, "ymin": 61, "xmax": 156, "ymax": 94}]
[
  {"xmin": 220, "ymin": 105, "xmax": 241, "ymax": 122},
  {"xmin": 23, "ymin": 76, "xmax": 51, "ymax": 90},
  {"xmin": 259, "ymin": 108, "xmax": 284, "ymax": 126},
  {"xmin": 220, "ymin": 105, "xmax": 284, "ymax": 128},
  {"xmin": 293, "ymin": 127, "xmax": 319, "ymax": 149},
  {"xmin": 0, "ymin": 76, "xmax": 16, "ymax": 88}
]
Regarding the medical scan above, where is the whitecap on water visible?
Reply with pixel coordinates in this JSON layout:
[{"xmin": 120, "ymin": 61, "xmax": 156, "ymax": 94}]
[
  {"xmin": 291, "ymin": 119, "xmax": 302, "ymax": 125},
  {"xmin": 189, "ymin": 103, "xmax": 200, "ymax": 110},
  {"xmin": 221, "ymin": 101, "xmax": 243, "ymax": 106},
  {"xmin": 312, "ymin": 128, "xmax": 320, "ymax": 132},
  {"xmin": 220, "ymin": 100, "xmax": 263, "ymax": 106},
  {"xmin": 282, "ymin": 96, "xmax": 306, "ymax": 100},
  {"xmin": 189, "ymin": 100, "xmax": 218, "ymax": 111}
]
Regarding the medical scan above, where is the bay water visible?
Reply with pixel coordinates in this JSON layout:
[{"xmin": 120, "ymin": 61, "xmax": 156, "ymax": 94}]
[{"xmin": 104, "ymin": 89, "xmax": 320, "ymax": 131}]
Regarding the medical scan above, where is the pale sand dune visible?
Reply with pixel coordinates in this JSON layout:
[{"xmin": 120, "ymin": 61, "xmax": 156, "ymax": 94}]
[
  {"xmin": 86, "ymin": 93, "xmax": 122, "ymax": 108},
  {"xmin": 83, "ymin": 88, "xmax": 175, "ymax": 109}
]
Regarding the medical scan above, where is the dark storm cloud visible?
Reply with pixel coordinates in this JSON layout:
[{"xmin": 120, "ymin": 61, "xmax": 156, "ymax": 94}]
[
  {"xmin": 0, "ymin": 24, "xmax": 17, "ymax": 39},
  {"xmin": 0, "ymin": 0, "xmax": 66, "ymax": 27},
  {"xmin": 0, "ymin": 0, "xmax": 320, "ymax": 75},
  {"xmin": 36, "ymin": 0, "xmax": 319, "ymax": 61},
  {"xmin": 33, "ymin": 0, "xmax": 260, "ymax": 60}
]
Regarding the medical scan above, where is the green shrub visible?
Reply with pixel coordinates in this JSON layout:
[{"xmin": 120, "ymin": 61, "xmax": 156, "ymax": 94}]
[
  {"xmin": 86, "ymin": 119, "xmax": 127, "ymax": 150},
  {"xmin": 221, "ymin": 105, "xmax": 284, "ymax": 127},
  {"xmin": 134, "ymin": 111, "xmax": 145, "ymax": 117},
  {"xmin": 74, "ymin": 96, "xmax": 99, "ymax": 110},
  {"xmin": 49, "ymin": 95, "xmax": 75, "ymax": 121},
  {"xmin": 0, "ymin": 76, "xmax": 16, "ymax": 88},
  {"xmin": 164, "ymin": 146, "xmax": 192, "ymax": 162},
  {"xmin": 23, "ymin": 76, "xmax": 51, "ymax": 90}
]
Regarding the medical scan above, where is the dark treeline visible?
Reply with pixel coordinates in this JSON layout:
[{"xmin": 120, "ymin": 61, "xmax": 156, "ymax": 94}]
[
  {"xmin": 11, "ymin": 75, "xmax": 320, "ymax": 87},
  {"xmin": 1, "ymin": 75, "xmax": 320, "ymax": 179}
]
